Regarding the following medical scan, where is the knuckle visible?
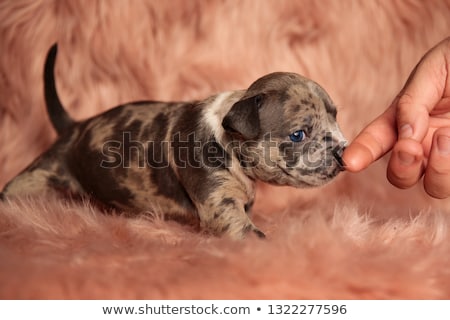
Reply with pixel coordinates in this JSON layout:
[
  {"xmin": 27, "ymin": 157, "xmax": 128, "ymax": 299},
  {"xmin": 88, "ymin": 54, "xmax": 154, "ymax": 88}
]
[
  {"xmin": 424, "ymin": 167, "xmax": 450, "ymax": 199},
  {"xmin": 397, "ymin": 93, "xmax": 414, "ymax": 111},
  {"xmin": 386, "ymin": 168, "xmax": 416, "ymax": 189},
  {"xmin": 386, "ymin": 153, "xmax": 422, "ymax": 189},
  {"xmin": 427, "ymin": 159, "xmax": 450, "ymax": 177},
  {"xmin": 424, "ymin": 182, "xmax": 450, "ymax": 199}
]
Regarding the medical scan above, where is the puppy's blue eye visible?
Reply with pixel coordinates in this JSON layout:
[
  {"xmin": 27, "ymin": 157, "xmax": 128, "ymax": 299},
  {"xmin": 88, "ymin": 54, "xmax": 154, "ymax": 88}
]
[{"xmin": 289, "ymin": 130, "xmax": 306, "ymax": 142}]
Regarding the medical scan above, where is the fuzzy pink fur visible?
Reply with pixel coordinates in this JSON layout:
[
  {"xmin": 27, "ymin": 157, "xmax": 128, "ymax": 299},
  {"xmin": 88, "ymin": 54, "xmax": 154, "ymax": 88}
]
[{"xmin": 1, "ymin": 0, "xmax": 450, "ymax": 299}]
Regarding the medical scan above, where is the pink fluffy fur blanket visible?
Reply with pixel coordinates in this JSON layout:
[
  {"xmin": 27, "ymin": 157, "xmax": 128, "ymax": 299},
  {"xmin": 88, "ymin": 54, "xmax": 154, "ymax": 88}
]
[{"xmin": 1, "ymin": 0, "xmax": 450, "ymax": 299}]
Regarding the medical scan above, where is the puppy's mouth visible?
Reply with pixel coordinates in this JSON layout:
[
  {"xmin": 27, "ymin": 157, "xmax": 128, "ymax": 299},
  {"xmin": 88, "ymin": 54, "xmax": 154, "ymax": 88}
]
[
  {"xmin": 276, "ymin": 164, "xmax": 317, "ymax": 187},
  {"xmin": 277, "ymin": 164, "xmax": 294, "ymax": 177}
]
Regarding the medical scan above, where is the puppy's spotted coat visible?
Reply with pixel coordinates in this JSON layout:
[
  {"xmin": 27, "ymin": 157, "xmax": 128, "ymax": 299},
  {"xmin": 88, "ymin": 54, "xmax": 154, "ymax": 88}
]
[{"xmin": 1, "ymin": 44, "xmax": 346, "ymax": 239}]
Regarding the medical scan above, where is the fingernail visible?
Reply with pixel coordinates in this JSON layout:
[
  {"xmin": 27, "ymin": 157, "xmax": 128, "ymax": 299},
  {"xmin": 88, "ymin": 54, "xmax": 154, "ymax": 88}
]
[
  {"xmin": 437, "ymin": 135, "xmax": 450, "ymax": 155},
  {"xmin": 399, "ymin": 124, "xmax": 413, "ymax": 139},
  {"xmin": 398, "ymin": 151, "xmax": 415, "ymax": 166}
]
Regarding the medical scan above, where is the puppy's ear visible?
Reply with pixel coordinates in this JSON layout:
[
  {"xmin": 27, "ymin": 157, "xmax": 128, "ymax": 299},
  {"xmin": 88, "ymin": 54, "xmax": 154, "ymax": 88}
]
[{"xmin": 222, "ymin": 94, "xmax": 263, "ymax": 140}]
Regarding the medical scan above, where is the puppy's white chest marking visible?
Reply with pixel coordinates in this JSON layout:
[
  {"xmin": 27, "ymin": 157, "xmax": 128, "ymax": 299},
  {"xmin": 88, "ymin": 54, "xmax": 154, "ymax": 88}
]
[
  {"xmin": 203, "ymin": 91, "xmax": 243, "ymax": 142},
  {"xmin": 202, "ymin": 91, "xmax": 255, "ymax": 201}
]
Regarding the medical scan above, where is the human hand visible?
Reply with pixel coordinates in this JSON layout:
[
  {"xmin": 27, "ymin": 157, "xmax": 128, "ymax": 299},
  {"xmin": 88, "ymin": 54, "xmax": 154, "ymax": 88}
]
[{"xmin": 342, "ymin": 37, "xmax": 450, "ymax": 198}]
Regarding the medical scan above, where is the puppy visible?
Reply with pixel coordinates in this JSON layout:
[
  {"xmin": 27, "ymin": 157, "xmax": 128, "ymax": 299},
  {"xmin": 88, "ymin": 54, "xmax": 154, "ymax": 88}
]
[{"xmin": 1, "ymin": 44, "xmax": 346, "ymax": 239}]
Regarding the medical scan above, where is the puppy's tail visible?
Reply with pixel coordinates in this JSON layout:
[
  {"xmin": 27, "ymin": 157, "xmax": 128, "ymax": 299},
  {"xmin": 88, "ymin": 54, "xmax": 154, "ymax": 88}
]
[{"xmin": 44, "ymin": 43, "xmax": 74, "ymax": 135}]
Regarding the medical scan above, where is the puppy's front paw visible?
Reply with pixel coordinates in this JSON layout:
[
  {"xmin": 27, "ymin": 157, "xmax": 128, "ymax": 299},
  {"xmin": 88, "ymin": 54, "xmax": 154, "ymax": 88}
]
[{"xmin": 213, "ymin": 222, "xmax": 266, "ymax": 240}]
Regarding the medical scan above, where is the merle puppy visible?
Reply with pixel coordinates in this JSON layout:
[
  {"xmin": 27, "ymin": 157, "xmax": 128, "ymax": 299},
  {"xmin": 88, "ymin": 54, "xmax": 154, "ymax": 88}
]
[{"xmin": 1, "ymin": 44, "xmax": 346, "ymax": 239}]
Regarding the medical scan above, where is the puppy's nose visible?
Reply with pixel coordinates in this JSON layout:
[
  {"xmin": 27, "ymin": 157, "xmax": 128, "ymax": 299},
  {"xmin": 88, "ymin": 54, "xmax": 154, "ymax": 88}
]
[{"xmin": 332, "ymin": 146, "xmax": 346, "ymax": 171}]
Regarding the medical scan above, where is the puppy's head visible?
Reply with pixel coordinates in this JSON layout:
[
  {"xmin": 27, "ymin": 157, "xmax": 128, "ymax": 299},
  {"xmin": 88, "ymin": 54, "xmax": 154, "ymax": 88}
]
[{"xmin": 222, "ymin": 72, "xmax": 346, "ymax": 187}]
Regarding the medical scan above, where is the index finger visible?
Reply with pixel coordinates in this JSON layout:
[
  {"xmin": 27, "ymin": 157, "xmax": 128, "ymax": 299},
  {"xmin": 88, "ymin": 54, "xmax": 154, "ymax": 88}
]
[{"xmin": 342, "ymin": 105, "xmax": 397, "ymax": 172}]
